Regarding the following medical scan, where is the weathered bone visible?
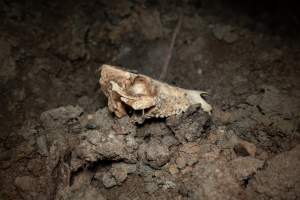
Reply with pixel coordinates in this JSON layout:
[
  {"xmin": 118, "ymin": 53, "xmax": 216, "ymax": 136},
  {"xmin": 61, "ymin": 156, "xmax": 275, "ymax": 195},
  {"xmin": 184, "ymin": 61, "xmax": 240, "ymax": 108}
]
[{"xmin": 100, "ymin": 64, "xmax": 212, "ymax": 119}]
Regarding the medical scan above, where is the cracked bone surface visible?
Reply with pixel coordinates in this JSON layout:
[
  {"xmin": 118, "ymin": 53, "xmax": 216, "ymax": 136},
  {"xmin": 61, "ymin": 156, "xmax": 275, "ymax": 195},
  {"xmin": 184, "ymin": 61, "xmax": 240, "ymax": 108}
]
[{"xmin": 100, "ymin": 64, "xmax": 212, "ymax": 119}]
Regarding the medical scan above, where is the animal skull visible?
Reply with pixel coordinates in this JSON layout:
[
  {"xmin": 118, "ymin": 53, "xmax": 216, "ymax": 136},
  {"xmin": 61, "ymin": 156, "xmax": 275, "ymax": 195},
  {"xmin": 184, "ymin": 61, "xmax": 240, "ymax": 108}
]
[{"xmin": 100, "ymin": 64, "xmax": 212, "ymax": 120}]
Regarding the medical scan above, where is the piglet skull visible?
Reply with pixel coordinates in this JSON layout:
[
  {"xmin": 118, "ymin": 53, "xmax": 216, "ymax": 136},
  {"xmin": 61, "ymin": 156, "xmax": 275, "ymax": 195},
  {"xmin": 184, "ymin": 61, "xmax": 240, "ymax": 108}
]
[{"xmin": 100, "ymin": 64, "xmax": 212, "ymax": 120}]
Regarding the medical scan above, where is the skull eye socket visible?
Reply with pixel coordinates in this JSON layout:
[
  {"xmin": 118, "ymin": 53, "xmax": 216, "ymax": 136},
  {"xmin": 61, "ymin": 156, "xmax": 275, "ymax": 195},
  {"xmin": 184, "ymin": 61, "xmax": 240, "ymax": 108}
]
[
  {"xmin": 130, "ymin": 83, "xmax": 147, "ymax": 96},
  {"xmin": 127, "ymin": 76, "xmax": 150, "ymax": 96}
]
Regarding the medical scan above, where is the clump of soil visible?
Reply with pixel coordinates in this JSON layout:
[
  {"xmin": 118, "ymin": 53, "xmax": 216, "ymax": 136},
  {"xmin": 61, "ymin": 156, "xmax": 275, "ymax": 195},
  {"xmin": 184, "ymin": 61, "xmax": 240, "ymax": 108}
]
[{"xmin": 0, "ymin": 1, "xmax": 300, "ymax": 200}]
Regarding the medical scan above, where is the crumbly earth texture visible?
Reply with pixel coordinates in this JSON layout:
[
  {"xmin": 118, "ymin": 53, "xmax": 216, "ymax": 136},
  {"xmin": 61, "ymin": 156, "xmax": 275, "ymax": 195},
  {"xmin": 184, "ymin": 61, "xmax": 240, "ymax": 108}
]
[{"xmin": 0, "ymin": 1, "xmax": 300, "ymax": 200}]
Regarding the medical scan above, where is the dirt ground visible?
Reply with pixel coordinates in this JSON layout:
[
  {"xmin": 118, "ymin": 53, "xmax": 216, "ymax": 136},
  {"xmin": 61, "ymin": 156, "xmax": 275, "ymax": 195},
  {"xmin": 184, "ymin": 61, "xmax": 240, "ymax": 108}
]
[{"xmin": 0, "ymin": 1, "xmax": 300, "ymax": 200}]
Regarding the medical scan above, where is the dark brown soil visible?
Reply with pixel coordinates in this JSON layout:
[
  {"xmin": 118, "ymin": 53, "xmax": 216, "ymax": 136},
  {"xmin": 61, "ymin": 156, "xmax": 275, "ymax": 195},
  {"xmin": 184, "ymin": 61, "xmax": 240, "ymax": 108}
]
[{"xmin": 0, "ymin": 1, "xmax": 299, "ymax": 200}]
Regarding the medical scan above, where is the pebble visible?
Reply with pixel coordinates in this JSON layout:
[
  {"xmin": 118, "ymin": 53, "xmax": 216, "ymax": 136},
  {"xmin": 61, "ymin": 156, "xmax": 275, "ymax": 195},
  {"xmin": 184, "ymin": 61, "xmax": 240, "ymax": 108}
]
[
  {"xmin": 111, "ymin": 163, "xmax": 128, "ymax": 184},
  {"xmin": 186, "ymin": 155, "xmax": 199, "ymax": 166},
  {"xmin": 145, "ymin": 141, "xmax": 170, "ymax": 169},
  {"xmin": 169, "ymin": 164, "xmax": 179, "ymax": 175},
  {"xmin": 85, "ymin": 123, "xmax": 97, "ymax": 130},
  {"xmin": 36, "ymin": 135, "xmax": 48, "ymax": 156},
  {"xmin": 125, "ymin": 136, "xmax": 138, "ymax": 150},
  {"xmin": 102, "ymin": 172, "xmax": 117, "ymax": 188},
  {"xmin": 137, "ymin": 163, "xmax": 154, "ymax": 176},
  {"xmin": 162, "ymin": 181, "xmax": 176, "ymax": 190},
  {"xmin": 197, "ymin": 68, "xmax": 203, "ymax": 75},
  {"xmin": 125, "ymin": 163, "xmax": 137, "ymax": 174},
  {"xmin": 176, "ymin": 156, "xmax": 187, "ymax": 169}
]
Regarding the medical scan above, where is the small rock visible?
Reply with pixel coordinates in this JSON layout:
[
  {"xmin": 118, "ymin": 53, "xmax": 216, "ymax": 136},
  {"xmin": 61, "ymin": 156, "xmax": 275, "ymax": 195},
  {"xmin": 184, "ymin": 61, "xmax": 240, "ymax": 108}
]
[
  {"xmin": 169, "ymin": 164, "xmax": 179, "ymax": 175},
  {"xmin": 162, "ymin": 180, "xmax": 176, "ymax": 190},
  {"xmin": 176, "ymin": 156, "xmax": 187, "ymax": 169},
  {"xmin": 185, "ymin": 131, "xmax": 197, "ymax": 142},
  {"xmin": 125, "ymin": 163, "xmax": 137, "ymax": 174},
  {"xmin": 186, "ymin": 155, "xmax": 199, "ymax": 166},
  {"xmin": 36, "ymin": 135, "xmax": 48, "ymax": 156},
  {"xmin": 102, "ymin": 172, "xmax": 117, "ymax": 188},
  {"xmin": 197, "ymin": 68, "xmax": 203, "ymax": 75},
  {"xmin": 125, "ymin": 136, "xmax": 138, "ymax": 150},
  {"xmin": 85, "ymin": 123, "xmax": 97, "ymax": 130},
  {"xmin": 111, "ymin": 163, "xmax": 128, "ymax": 184},
  {"xmin": 145, "ymin": 140, "xmax": 170, "ymax": 169},
  {"xmin": 137, "ymin": 163, "xmax": 154, "ymax": 176}
]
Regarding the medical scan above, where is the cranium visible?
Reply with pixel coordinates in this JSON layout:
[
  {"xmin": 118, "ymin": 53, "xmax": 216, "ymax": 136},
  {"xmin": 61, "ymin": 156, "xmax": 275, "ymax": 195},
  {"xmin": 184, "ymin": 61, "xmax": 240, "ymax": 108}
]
[{"xmin": 100, "ymin": 64, "xmax": 212, "ymax": 120}]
